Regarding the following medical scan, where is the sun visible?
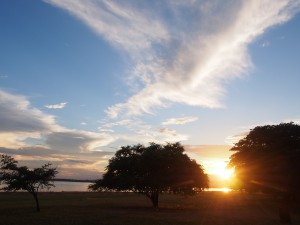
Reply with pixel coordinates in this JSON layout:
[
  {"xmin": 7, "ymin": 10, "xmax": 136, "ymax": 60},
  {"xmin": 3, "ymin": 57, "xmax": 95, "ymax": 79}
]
[
  {"xmin": 212, "ymin": 161, "xmax": 234, "ymax": 180},
  {"xmin": 218, "ymin": 167, "xmax": 234, "ymax": 180}
]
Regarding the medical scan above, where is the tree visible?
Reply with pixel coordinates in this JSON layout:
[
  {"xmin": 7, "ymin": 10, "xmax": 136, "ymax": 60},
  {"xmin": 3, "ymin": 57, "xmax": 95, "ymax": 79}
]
[
  {"xmin": 228, "ymin": 123, "xmax": 300, "ymax": 224},
  {"xmin": 89, "ymin": 142, "xmax": 208, "ymax": 207},
  {"xmin": 0, "ymin": 154, "xmax": 58, "ymax": 212}
]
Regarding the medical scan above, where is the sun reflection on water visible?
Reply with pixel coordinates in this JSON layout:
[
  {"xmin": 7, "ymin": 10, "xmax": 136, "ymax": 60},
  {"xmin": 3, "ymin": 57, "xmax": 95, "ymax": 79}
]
[{"xmin": 205, "ymin": 187, "xmax": 232, "ymax": 192}]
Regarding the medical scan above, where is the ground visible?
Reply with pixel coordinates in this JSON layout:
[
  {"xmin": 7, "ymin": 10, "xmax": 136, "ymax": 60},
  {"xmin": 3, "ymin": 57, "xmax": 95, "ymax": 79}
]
[{"xmin": 0, "ymin": 191, "xmax": 300, "ymax": 225}]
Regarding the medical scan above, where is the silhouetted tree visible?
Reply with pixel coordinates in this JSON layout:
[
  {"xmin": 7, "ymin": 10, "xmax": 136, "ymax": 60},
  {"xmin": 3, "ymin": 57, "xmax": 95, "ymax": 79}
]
[
  {"xmin": 0, "ymin": 154, "xmax": 58, "ymax": 212},
  {"xmin": 228, "ymin": 123, "xmax": 300, "ymax": 224},
  {"xmin": 89, "ymin": 142, "xmax": 208, "ymax": 207}
]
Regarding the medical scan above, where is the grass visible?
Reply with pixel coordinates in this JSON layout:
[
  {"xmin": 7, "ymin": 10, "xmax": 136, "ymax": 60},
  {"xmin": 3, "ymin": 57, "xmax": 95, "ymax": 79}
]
[{"xmin": 0, "ymin": 191, "xmax": 300, "ymax": 225}]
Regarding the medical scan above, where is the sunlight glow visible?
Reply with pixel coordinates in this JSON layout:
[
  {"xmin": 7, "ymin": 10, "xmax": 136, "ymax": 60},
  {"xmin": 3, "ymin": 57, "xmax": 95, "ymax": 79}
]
[
  {"xmin": 211, "ymin": 161, "xmax": 234, "ymax": 180},
  {"xmin": 207, "ymin": 187, "xmax": 232, "ymax": 192},
  {"xmin": 221, "ymin": 187, "xmax": 231, "ymax": 193},
  {"xmin": 218, "ymin": 168, "xmax": 234, "ymax": 180}
]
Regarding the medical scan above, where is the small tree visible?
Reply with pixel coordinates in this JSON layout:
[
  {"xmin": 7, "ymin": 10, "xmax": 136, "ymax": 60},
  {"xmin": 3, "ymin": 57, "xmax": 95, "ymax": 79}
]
[
  {"xmin": 0, "ymin": 154, "xmax": 58, "ymax": 212},
  {"xmin": 228, "ymin": 123, "xmax": 300, "ymax": 224},
  {"xmin": 89, "ymin": 142, "xmax": 208, "ymax": 207}
]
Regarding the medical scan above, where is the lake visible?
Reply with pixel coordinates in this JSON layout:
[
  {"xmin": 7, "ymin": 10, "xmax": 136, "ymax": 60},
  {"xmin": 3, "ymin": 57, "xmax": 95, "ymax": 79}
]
[
  {"xmin": 48, "ymin": 182, "xmax": 231, "ymax": 192},
  {"xmin": 49, "ymin": 181, "xmax": 91, "ymax": 192}
]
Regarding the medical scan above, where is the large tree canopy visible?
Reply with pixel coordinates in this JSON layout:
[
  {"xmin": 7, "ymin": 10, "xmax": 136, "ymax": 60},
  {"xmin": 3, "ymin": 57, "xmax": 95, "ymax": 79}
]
[
  {"xmin": 89, "ymin": 142, "xmax": 208, "ymax": 207},
  {"xmin": 0, "ymin": 154, "xmax": 58, "ymax": 212},
  {"xmin": 228, "ymin": 123, "xmax": 300, "ymax": 193},
  {"xmin": 228, "ymin": 123, "xmax": 300, "ymax": 223}
]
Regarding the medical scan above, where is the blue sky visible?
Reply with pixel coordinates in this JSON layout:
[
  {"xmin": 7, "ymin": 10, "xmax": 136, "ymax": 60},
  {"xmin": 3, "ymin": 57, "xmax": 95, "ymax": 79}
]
[{"xmin": 1, "ymin": 0, "xmax": 300, "ymax": 181}]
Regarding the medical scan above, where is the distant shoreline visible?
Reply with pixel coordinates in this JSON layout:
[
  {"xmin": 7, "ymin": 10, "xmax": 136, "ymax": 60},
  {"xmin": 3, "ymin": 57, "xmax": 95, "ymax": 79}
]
[{"xmin": 53, "ymin": 179, "xmax": 95, "ymax": 183}]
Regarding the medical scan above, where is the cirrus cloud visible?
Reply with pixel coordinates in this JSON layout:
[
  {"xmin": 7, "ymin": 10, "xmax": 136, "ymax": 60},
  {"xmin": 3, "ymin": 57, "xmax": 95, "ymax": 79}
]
[
  {"xmin": 45, "ymin": 0, "xmax": 300, "ymax": 118},
  {"xmin": 162, "ymin": 116, "xmax": 198, "ymax": 125}
]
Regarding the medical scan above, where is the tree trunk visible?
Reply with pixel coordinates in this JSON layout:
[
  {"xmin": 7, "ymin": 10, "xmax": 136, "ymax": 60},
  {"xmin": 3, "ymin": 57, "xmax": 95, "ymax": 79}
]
[
  {"xmin": 32, "ymin": 192, "xmax": 40, "ymax": 212},
  {"xmin": 278, "ymin": 193, "xmax": 292, "ymax": 224},
  {"xmin": 150, "ymin": 190, "xmax": 159, "ymax": 208}
]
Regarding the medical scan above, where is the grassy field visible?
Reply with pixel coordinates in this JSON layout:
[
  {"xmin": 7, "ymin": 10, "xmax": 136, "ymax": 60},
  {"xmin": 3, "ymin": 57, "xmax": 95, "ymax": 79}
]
[{"xmin": 0, "ymin": 191, "xmax": 300, "ymax": 225}]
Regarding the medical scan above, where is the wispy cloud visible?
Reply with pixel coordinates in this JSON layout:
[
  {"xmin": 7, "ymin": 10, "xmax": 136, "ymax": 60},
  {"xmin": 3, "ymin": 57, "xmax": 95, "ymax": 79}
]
[
  {"xmin": 98, "ymin": 117, "xmax": 189, "ymax": 145},
  {"xmin": 45, "ymin": 0, "xmax": 300, "ymax": 119},
  {"xmin": 120, "ymin": 127, "xmax": 188, "ymax": 144},
  {"xmin": 102, "ymin": 119, "xmax": 131, "ymax": 128},
  {"xmin": 45, "ymin": 130, "xmax": 114, "ymax": 152},
  {"xmin": 0, "ymin": 146, "xmax": 114, "ymax": 179},
  {"xmin": 0, "ymin": 75, "xmax": 8, "ymax": 78},
  {"xmin": 44, "ymin": 0, "xmax": 168, "ymax": 55},
  {"xmin": 158, "ymin": 127, "xmax": 188, "ymax": 142},
  {"xmin": 45, "ymin": 102, "xmax": 67, "ymax": 109},
  {"xmin": 162, "ymin": 116, "xmax": 198, "ymax": 125}
]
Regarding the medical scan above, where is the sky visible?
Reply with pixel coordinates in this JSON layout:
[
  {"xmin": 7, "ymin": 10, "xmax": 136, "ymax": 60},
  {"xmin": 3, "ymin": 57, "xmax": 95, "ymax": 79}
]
[{"xmin": 1, "ymin": 0, "xmax": 300, "ymax": 183}]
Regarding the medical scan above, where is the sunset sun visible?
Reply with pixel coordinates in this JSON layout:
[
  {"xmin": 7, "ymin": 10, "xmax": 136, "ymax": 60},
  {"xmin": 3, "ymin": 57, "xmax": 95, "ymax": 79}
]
[
  {"xmin": 218, "ymin": 167, "xmax": 234, "ymax": 180},
  {"xmin": 212, "ymin": 161, "xmax": 234, "ymax": 180}
]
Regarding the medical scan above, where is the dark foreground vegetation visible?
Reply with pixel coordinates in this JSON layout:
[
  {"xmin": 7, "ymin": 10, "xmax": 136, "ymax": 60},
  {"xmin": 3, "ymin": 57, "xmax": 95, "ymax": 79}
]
[
  {"xmin": 1, "ymin": 191, "xmax": 300, "ymax": 225},
  {"xmin": 228, "ymin": 123, "xmax": 300, "ymax": 223},
  {"xmin": 90, "ymin": 142, "xmax": 208, "ymax": 208},
  {"xmin": 0, "ymin": 155, "xmax": 57, "ymax": 212}
]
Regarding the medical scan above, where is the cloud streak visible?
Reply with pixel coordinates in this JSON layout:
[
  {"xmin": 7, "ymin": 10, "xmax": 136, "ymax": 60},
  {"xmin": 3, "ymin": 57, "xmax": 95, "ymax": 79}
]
[
  {"xmin": 45, "ymin": 0, "xmax": 300, "ymax": 118},
  {"xmin": 119, "ymin": 127, "xmax": 188, "ymax": 145},
  {"xmin": 102, "ymin": 119, "xmax": 131, "ymax": 128},
  {"xmin": 0, "ymin": 146, "xmax": 114, "ymax": 179},
  {"xmin": 45, "ymin": 102, "xmax": 67, "ymax": 109},
  {"xmin": 44, "ymin": 0, "xmax": 168, "ymax": 55},
  {"xmin": 45, "ymin": 130, "xmax": 114, "ymax": 153},
  {"xmin": 162, "ymin": 116, "xmax": 198, "ymax": 125}
]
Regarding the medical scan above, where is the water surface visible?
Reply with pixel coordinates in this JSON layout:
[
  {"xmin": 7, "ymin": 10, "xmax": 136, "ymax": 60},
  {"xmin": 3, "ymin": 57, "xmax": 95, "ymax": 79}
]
[{"xmin": 49, "ymin": 181, "xmax": 91, "ymax": 192}]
